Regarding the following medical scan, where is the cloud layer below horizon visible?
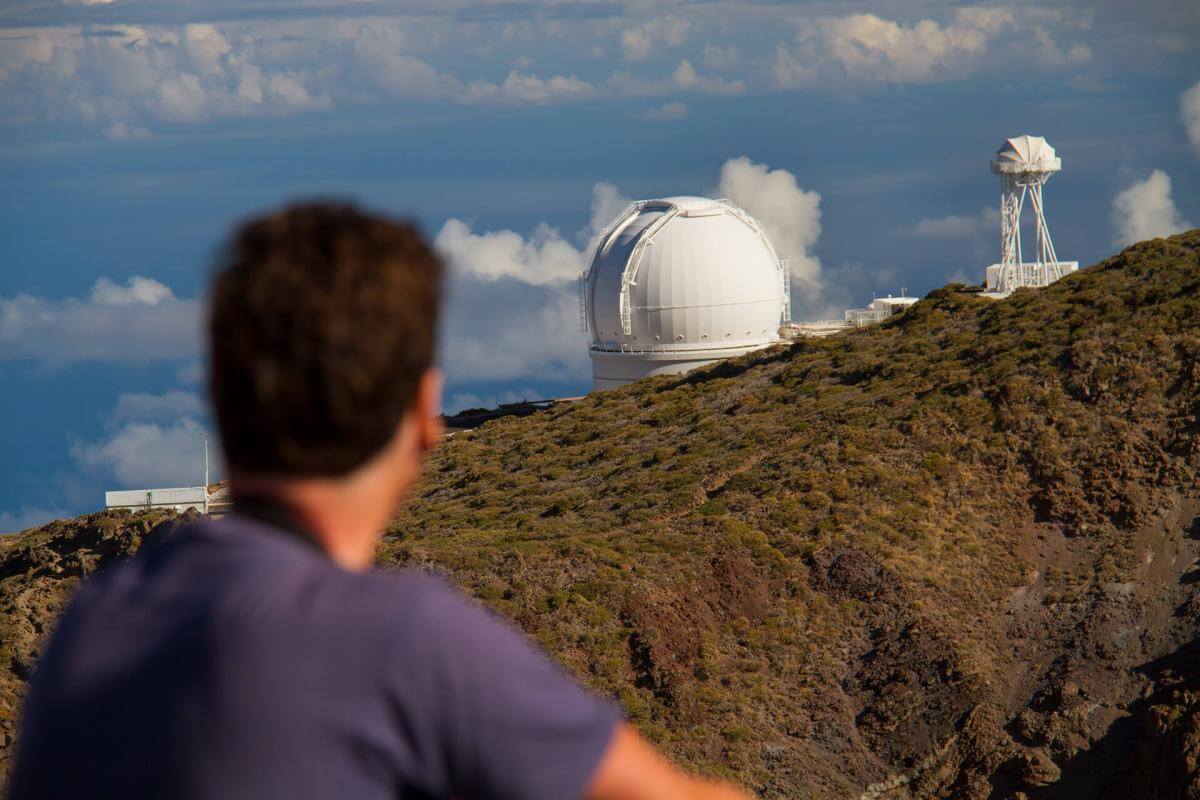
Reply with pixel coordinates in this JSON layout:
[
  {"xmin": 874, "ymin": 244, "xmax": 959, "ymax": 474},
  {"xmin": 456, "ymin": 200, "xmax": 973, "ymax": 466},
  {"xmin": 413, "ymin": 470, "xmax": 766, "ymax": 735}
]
[{"xmin": 4, "ymin": 2, "xmax": 1187, "ymax": 138}]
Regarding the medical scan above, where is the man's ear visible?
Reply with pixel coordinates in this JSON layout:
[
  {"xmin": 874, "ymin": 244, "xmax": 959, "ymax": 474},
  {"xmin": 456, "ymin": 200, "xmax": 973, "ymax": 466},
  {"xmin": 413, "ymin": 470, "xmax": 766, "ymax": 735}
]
[{"xmin": 414, "ymin": 368, "xmax": 444, "ymax": 452}]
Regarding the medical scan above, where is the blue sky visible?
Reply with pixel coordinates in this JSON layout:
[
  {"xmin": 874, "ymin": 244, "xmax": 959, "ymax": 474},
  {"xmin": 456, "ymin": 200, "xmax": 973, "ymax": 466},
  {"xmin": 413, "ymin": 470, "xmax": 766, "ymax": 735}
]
[{"xmin": 1, "ymin": 0, "xmax": 1198, "ymax": 531}]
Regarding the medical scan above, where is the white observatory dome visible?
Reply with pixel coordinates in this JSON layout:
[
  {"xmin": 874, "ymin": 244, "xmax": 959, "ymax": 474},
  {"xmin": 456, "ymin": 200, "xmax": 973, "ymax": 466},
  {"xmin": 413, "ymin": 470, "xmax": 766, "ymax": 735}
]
[
  {"xmin": 582, "ymin": 196, "xmax": 789, "ymax": 390},
  {"xmin": 991, "ymin": 135, "xmax": 1061, "ymax": 175}
]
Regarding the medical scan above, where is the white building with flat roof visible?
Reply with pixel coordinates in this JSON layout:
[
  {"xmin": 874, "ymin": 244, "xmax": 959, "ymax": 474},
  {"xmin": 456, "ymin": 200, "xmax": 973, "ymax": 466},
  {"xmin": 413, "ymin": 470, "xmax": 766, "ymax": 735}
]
[{"xmin": 105, "ymin": 487, "xmax": 209, "ymax": 513}]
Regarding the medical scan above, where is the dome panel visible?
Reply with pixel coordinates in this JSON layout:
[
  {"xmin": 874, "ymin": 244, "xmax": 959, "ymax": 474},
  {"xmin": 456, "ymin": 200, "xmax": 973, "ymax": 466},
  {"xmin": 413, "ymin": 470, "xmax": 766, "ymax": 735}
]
[
  {"xmin": 992, "ymin": 134, "xmax": 1061, "ymax": 174},
  {"xmin": 584, "ymin": 196, "xmax": 787, "ymax": 389}
]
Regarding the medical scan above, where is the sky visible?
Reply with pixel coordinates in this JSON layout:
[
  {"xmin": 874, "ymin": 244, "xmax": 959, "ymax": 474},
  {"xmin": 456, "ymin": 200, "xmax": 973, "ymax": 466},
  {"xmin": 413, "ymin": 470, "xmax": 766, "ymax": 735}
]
[{"xmin": 1, "ymin": 0, "xmax": 1198, "ymax": 532}]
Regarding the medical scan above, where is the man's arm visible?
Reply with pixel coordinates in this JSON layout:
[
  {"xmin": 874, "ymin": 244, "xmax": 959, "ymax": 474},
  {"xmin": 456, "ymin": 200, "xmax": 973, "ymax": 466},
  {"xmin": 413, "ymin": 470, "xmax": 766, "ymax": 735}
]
[{"xmin": 586, "ymin": 724, "xmax": 753, "ymax": 800}]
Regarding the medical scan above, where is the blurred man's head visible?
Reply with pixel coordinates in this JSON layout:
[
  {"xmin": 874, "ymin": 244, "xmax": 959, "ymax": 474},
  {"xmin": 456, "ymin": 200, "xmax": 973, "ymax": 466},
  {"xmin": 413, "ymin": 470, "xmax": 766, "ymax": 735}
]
[{"xmin": 207, "ymin": 203, "xmax": 444, "ymax": 560}]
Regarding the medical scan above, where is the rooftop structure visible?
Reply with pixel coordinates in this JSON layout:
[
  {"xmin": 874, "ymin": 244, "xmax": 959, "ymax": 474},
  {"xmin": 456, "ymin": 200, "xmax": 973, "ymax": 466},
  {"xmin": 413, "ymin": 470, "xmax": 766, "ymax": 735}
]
[
  {"xmin": 983, "ymin": 135, "xmax": 1078, "ymax": 297},
  {"xmin": 844, "ymin": 294, "xmax": 918, "ymax": 327},
  {"xmin": 782, "ymin": 293, "xmax": 918, "ymax": 339},
  {"xmin": 104, "ymin": 484, "xmax": 230, "ymax": 514},
  {"xmin": 581, "ymin": 196, "xmax": 789, "ymax": 390},
  {"xmin": 103, "ymin": 433, "xmax": 230, "ymax": 515}
]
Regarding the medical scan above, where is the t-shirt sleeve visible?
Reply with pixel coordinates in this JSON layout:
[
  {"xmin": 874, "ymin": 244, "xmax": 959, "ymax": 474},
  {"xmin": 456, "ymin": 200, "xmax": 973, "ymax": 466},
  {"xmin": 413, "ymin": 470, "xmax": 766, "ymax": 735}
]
[{"xmin": 391, "ymin": 575, "xmax": 622, "ymax": 800}]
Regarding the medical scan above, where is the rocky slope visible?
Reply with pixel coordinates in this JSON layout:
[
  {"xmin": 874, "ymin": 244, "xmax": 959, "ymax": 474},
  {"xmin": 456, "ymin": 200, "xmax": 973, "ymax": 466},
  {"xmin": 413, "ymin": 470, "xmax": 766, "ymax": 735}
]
[{"xmin": 2, "ymin": 230, "xmax": 1199, "ymax": 797}]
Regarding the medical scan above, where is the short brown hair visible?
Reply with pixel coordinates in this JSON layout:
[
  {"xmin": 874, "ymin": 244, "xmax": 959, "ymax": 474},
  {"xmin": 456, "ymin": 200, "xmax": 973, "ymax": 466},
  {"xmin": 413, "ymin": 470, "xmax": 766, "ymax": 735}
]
[{"xmin": 208, "ymin": 202, "xmax": 443, "ymax": 477}]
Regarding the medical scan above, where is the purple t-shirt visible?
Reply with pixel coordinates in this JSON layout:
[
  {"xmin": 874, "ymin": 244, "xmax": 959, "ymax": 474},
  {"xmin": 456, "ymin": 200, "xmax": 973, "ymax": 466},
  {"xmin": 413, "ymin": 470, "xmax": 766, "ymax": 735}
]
[{"xmin": 9, "ymin": 515, "xmax": 620, "ymax": 799}]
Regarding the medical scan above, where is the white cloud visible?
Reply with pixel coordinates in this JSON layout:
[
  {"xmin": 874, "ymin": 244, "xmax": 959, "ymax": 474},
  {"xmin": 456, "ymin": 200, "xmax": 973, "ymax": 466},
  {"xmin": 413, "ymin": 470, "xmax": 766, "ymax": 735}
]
[
  {"xmin": 70, "ymin": 387, "xmax": 217, "ymax": 490},
  {"xmin": 775, "ymin": 8, "xmax": 1015, "ymax": 87},
  {"xmin": 584, "ymin": 182, "xmax": 633, "ymax": 247},
  {"xmin": 432, "ymin": 181, "xmax": 639, "ymax": 386},
  {"xmin": 702, "ymin": 43, "xmax": 738, "ymax": 71},
  {"xmin": 350, "ymin": 24, "xmax": 466, "ymax": 100},
  {"xmin": 434, "ymin": 219, "xmax": 585, "ymax": 286},
  {"xmin": 89, "ymin": 275, "xmax": 173, "ymax": 306},
  {"xmin": 439, "ymin": 279, "xmax": 587, "ymax": 384},
  {"xmin": 1030, "ymin": 25, "xmax": 1092, "ymax": 66},
  {"xmin": 111, "ymin": 390, "xmax": 205, "ymax": 425},
  {"xmin": 1182, "ymin": 82, "xmax": 1200, "ymax": 158},
  {"xmin": 435, "ymin": 181, "xmax": 631, "ymax": 290},
  {"xmin": 0, "ymin": 22, "xmax": 331, "ymax": 129},
  {"xmin": 0, "ymin": 277, "xmax": 200, "ymax": 363},
  {"xmin": 72, "ymin": 417, "xmax": 213, "ymax": 488},
  {"xmin": 773, "ymin": 43, "xmax": 818, "ymax": 89},
  {"xmin": 1, "ymin": 18, "xmax": 612, "ymax": 130},
  {"xmin": 638, "ymin": 100, "xmax": 689, "ymax": 121},
  {"xmin": 1067, "ymin": 43, "xmax": 1093, "ymax": 63},
  {"xmin": 909, "ymin": 206, "xmax": 999, "ymax": 238},
  {"xmin": 464, "ymin": 70, "xmax": 594, "ymax": 105},
  {"xmin": 620, "ymin": 16, "xmax": 690, "ymax": 61},
  {"xmin": 1110, "ymin": 169, "xmax": 1192, "ymax": 247},
  {"xmin": 716, "ymin": 156, "xmax": 824, "ymax": 312},
  {"xmin": 606, "ymin": 58, "xmax": 743, "ymax": 99},
  {"xmin": 671, "ymin": 59, "xmax": 744, "ymax": 94},
  {"xmin": 183, "ymin": 23, "xmax": 232, "ymax": 78},
  {"xmin": 103, "ymin": 120, "xmax": 151, "ymax": 140}
]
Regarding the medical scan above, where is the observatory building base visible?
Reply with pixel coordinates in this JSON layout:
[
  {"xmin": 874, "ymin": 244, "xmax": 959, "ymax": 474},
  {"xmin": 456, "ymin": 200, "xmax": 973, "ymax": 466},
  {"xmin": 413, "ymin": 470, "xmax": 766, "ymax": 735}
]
[
  {"xmin": 590, "ymin": 344, "xmax": 773, "ymax": 391},
  {"xmin": 982, "ymin": 260, "xmax": 1079, "ymax": 298}
]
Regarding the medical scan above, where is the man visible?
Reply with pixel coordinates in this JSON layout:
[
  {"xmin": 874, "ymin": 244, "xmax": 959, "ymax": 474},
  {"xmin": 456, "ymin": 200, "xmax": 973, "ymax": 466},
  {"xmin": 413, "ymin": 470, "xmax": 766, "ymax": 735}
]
[{"xmin": 9, "ymin": 203, "xmax": 750, "ymax": 800}]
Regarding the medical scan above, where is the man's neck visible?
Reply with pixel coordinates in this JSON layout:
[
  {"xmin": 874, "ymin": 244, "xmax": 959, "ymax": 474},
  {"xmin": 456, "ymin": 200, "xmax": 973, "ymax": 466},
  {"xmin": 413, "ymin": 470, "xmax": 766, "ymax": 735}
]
[
  {"xmin": 226, "ymin": 413, "xmax": 425, "ymax": 571},
  {"xmin": 230, "ymin": 478, "xmax": 392, "ymax": 570}
]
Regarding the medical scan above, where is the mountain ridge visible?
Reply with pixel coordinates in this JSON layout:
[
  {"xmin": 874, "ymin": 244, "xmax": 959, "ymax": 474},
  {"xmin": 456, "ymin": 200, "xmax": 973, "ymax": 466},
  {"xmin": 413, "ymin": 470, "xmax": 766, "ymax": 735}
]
[{"xmin": 2, "ymin": 229, "xmax": 1199, "ymax": 798}]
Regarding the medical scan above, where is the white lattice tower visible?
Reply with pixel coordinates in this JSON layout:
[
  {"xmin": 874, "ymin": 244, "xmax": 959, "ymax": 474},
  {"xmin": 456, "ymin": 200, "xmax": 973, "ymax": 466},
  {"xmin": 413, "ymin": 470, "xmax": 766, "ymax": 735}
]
[{"xmin": 992, "ymin": 135, "xmax": 1063, "ymax": 294}]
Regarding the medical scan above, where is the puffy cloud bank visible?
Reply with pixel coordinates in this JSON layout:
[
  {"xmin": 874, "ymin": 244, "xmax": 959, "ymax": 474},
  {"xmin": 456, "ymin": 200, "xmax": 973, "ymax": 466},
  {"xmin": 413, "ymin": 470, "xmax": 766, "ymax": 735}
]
[
  {"xmin": 0, "ymin": 5, "xmax": 1153, "ymax": 137},
  {"xmin": 434, "ymin": 220, "xmax": 584, "ymax": 286},
  {"xmin": 775, "ymin": 8, "xmax": 1015, "ymax": 87},
  {"xmin": 0, "ymin": 276, "xmax": 201, "ymax": 363},
  {"xmin": 431, "ymin": 183, "xmax": 630, "ymax": 385},
  {"xmin": 72, "ymin": 415, "xmax": 212, "ymax": 489},
  {"xmin": 909, "ymin": 207, "xmax": 1000, "ymax": 239},
  {"xmin": 1111, "ymin": 170, "xmax": 1191, "ymax": 247}
]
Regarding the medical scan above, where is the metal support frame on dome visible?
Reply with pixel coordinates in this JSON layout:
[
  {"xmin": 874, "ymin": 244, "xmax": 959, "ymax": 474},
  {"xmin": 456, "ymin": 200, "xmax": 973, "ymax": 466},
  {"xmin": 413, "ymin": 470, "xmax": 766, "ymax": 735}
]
[
  {"xmin": 581, "ymin": 200, "xmax": 646, "ymax": 337},
  {"xmin": 780, "ymin": 259, "xmax": 791, "ymax": 323},
  {"xmin": 617, "ymin": 206, "xmax": 681, "ymax": 336}
]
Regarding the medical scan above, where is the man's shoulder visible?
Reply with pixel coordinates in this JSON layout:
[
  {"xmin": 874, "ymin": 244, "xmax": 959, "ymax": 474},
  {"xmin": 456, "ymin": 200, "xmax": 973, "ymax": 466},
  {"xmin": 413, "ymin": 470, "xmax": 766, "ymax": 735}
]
[{"xmin": 335, "ymin": 566, "xmax": 475, "ymax": 633}]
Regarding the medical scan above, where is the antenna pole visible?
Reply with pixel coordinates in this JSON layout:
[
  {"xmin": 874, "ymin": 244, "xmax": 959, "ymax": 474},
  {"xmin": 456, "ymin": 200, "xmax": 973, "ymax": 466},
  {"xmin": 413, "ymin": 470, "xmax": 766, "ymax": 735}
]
[{"xmin": 203, "ymin": 433, "xmax": 209, "ymax": 514}]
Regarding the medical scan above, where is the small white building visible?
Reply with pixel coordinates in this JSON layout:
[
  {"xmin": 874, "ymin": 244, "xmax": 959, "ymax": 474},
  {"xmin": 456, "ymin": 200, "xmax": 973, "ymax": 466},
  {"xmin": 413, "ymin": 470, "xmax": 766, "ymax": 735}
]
[
  {"xmin": 844, "ymin": 295, "xmax": 919, "ymax": 327},
  {"xmin": 782, "ymin": 293, "xmax": 919, "ymax": 339},
  {"xmin": 105, "ymin": 487, "xmax": 209, "ymax": 514}
]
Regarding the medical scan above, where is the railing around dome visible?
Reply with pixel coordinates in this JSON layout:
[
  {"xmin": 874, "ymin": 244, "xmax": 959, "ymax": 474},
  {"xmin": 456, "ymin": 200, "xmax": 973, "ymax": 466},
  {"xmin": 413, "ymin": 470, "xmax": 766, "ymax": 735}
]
[
  {"xmin": 780, "ymin": 259, "xmax": 791, "ymax": 324},
  {"xmin": 589, "ymin": 339, "xmax": 779, "ymax": 356}
]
